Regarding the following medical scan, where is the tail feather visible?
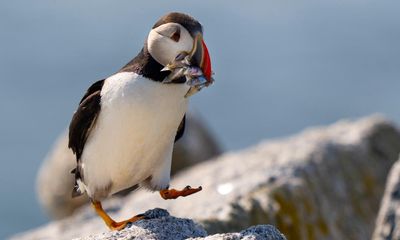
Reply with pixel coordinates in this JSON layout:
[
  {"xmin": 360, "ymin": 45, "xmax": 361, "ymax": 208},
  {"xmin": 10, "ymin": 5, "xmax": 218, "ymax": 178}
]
[
  {"xmin": 70, "ymin": 167, "xmax": 84, "ymax": 198},
  {"xmin": 71, "ymin": 184, "xmax": 83, "ymax": 198}
]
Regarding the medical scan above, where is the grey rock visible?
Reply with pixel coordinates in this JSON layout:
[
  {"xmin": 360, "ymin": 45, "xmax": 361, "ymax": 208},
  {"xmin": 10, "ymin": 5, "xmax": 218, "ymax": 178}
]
[
  {"xmin": 16, "ymin": 115, "xmax": 400, "ymax": 240},
  {"xmin": 77, "ymin": 209, "xmax": 207, "ymax": 240},
  {"xmin": 11, "ymin": 209, "xmax": 286, "ymax": 240},
  {"xmin": 36, "ymin": 134, "xmax": 88, "ymax": 219},
  {"xmin": 36, "ymin": 111, "xmax": 221, "ymax": 219},
  {"xmin": 114, "ymin": 115, "xmax": 400, "ymax": 239},
  {"xmin": 190, "ymin": 225, "xmax": 286, "ymax": 240},
  {"xmin": 372, "ymin": 159, "xmax": 400, "ymax": 240}
]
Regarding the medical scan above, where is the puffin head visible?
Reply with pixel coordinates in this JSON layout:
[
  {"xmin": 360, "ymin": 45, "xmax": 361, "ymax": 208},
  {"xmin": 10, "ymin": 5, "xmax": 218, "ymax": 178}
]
[{"xmin": 147, "ymin": 12, "xmax": 212, "ymax": 81}]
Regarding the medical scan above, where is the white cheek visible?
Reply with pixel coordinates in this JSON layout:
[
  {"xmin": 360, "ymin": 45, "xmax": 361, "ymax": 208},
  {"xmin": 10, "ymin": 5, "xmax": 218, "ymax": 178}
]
[
  {"xmin": 147, "ymin": 29, "xmax": 193, "ymax": 66},
  {"xmin": 147, "ymin": 31, "xmax": 166, "ymax": 65}
]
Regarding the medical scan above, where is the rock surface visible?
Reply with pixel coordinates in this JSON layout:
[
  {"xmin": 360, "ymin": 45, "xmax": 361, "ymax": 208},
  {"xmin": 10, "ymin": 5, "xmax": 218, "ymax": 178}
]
[
  {"xmin": 16, "ymin": 115, "xmax": 400, "ymax": 240},
  {"xmin": 372, "ymin": 159, "xmax": 400, "ymax": 240},
  {"xmin": 114, "ymin": 115, "xmax": 399, "ymax": 240},
  {"xmin": 11, "ymin": 209, "xmax": 286, "ymax": 240},
  {"xmin": 36, "ymin": 111, "xmax": 221, "ymax": 219},
  {"xmin": 77, "ymin": 208, "xmax": 208, "ymax": 240},
  {"xmin": 191, "ymin": 225, "xmax": 286, "ymax": 240}
]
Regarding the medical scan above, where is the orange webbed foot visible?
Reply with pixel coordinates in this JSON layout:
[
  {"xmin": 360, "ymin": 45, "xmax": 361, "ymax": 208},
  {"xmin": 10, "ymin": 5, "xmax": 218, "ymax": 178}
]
[
  {"xmin": 91, "ymin": 201, "xmax": 145, "ymax": 231},
  {"xmin": 159, "ymin": 185, "xmax": 202, "ymax": 200}
]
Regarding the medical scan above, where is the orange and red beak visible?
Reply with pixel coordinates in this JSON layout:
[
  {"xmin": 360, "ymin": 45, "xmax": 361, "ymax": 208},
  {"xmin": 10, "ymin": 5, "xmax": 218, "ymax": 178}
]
[{"xmin": 191, "ymin": 33, "xmax": 213, "ymax": 82}]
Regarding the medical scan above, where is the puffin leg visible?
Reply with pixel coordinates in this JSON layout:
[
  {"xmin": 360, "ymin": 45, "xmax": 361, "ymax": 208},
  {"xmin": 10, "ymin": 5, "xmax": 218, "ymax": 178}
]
[
  {"xmin": 159, "ymin": 185, "xmax": 202, "ymax": 200},
  {"xmin": 91, "ymin": 201, "xmax": 144, "ymax": 231}
]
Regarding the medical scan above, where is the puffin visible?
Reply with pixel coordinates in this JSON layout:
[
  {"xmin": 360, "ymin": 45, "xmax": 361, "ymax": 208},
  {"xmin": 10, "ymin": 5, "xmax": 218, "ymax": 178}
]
[{"xmin": 68, "ymin": 12, "xmax": 213, "ymax": 230}]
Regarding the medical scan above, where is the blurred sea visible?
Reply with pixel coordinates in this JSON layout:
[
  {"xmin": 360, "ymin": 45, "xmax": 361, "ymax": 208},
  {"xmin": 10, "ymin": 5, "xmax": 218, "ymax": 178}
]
[{"xmin": 1, "ymin": 0, "xmax": 400, "ymax": 238}]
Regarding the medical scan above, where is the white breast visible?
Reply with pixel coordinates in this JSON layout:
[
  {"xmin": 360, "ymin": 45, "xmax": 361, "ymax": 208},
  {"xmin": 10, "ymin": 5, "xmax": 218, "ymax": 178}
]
[{"xmin": 80, "ymin": 72, "xmax": 189, "ymax": 198}]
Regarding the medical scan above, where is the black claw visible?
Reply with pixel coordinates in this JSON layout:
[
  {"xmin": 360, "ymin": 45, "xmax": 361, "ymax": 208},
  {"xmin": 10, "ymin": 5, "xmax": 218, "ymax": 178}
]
[{"xmin": 126, "ymin": 222, "xmax": 133, "ymax": 228}]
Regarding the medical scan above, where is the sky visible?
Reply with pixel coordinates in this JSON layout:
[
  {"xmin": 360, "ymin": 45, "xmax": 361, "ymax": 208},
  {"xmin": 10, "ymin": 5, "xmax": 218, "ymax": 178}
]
[{"xmin": 1, "ymin": 0, "xmax": 400, "ymax": 238}]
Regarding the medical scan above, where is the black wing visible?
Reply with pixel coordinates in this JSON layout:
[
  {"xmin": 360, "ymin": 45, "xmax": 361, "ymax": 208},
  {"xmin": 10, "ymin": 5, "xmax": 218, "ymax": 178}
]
[
  {"xmin": 68, "ymin": 79, "xmax": 105, "ymax": 160},
  {"xmin": 174, "ymin": 114, "xmax": 186, "ymax": 142},
  {"xmin": 68, "ymin": 79, "xmax": 104, "ymax": 197}
]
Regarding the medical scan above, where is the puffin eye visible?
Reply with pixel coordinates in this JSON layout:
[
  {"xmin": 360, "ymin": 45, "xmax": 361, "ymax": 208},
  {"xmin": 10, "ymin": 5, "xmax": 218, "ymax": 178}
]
[{"xmin": 170, "ymin": 28, "xmax": 180, "ymax": 42}]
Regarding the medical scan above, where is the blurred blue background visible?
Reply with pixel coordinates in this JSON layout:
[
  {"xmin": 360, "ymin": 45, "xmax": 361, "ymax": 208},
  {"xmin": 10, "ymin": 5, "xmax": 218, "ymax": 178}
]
[{"xmin": 1, "ymin": 0, "xmax": 400, "ymax": 238}]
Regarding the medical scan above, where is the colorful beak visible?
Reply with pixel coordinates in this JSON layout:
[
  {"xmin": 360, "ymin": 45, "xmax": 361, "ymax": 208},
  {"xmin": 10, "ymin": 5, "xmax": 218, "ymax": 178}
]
[{"xmin": 191, "ymin": 33, "xmax": 212, "ymax": 82}]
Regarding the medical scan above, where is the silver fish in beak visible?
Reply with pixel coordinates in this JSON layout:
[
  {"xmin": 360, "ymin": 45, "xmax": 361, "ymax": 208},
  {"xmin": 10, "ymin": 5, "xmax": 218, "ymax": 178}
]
[{"xmin": 162, "ymin": 33, "xmax": 214, "ymax": 97}]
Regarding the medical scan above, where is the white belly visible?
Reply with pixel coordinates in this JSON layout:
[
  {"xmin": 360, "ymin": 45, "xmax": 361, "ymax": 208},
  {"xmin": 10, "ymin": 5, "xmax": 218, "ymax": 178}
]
[{"xmin": 80, "ymin": 72, "xmax": 189, "ymax": 198}]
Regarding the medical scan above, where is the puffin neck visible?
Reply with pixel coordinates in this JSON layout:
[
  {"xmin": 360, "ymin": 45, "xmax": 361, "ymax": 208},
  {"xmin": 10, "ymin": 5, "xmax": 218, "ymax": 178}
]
[{"xmin": 119, "ymin": 46, "xmax": 169, "ymax": 82}]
